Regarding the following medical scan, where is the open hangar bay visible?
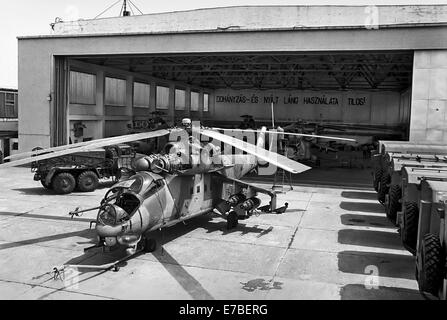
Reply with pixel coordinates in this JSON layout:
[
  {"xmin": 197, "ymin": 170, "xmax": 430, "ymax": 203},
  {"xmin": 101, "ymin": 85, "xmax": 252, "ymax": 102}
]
[{"xmin": 1, "ymin": 5, "xmax": 447, "ymax": 300}]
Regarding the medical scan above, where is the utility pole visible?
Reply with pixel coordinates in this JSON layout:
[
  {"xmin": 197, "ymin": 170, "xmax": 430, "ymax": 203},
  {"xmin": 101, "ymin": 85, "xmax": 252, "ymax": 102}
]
[
  {"xmin": 94, "ymin": 0, "xmax": 143, "ymax": 19},
  {"xmin": 121, "ymin": 0, "xmax": 131, "ymax": 16}
]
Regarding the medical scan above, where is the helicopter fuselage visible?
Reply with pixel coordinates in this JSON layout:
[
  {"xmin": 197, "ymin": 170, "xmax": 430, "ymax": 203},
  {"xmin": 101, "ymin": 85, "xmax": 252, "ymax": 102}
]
[{"xmin": 94, "ymin": 159, "xmax": 256, "ymax": 250}]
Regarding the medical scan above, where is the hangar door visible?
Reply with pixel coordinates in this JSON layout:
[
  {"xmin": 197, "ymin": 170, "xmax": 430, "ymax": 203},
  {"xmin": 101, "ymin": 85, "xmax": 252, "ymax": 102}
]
[{"xmin": 53, "ymin": 56, "xmax": 69, "ymax": 147}]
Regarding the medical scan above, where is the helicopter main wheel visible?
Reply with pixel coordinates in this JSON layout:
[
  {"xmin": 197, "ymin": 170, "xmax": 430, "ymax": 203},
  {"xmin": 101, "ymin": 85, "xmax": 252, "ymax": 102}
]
[
  {"xmin": 52, "ymin": 172, "xmax": 76, "ymax": 195},
  {"xmin": 77, "ymin": 171, "xmax": 99, "ymax": 193},
  {"xmin": 227, "ymin": 211, "xmax": 239, "ymax": 230},
  {"xmin": 143, "ymin": 238, "xmax": 157, "ymax": 253}
]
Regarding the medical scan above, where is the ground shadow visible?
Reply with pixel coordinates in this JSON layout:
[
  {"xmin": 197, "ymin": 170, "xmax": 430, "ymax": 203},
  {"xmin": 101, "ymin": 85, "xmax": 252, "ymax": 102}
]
[
  {"xmin": 36, "ymin": 212, "xmax": 275, "ymax": 299},
  {"xmin": 197, "ymin": 220, "xmax": 274, "ymax": 237},
  {"xmin": 338, "ymin": 229, "xmax": 402, "ymax": 250},
  {"xmin": 0, "ymin": 228, "xmax": 96, "ymax": 251},
  {"xmin": 340, "ymin": 284, "xmax": 421, "ymax": 300},
  {"xmin": 340, "ymin": 213, "xmax": 393, "ymax": 229},
  {"xmin": 339, "ymin": 201, "xmax": 385, "ymax": 214},
  {"xmin": 12, "ymin": 187, "xmax": 53, "ymax": 196},
  {"xmin": 152, "ymin": 249, "xmax": 215, "ymax": 300},
  {"xmin": 43, "ymin": 246, "xmax": 216, "ymax": 300},
  {"xmin": 35, "ymin": 248, "xmax": 132, "ymax": 300},
  {"xmin": 0, "ymin": 211, "xmax": 93, "ymax": 223},
  {"xmin": 337, "ymin": 250, "xmax": 415, "ymax": 280},
  {"xmin": 13, "ymin": 181, "xmax": 115, "ymax": 196},
  {"xmin": 53, "ymin": 213, "xmax": 271, "ymax": 273},
  {"xmin": 341, "ymin": 191, "xmax": 378, "ymax": 201}
]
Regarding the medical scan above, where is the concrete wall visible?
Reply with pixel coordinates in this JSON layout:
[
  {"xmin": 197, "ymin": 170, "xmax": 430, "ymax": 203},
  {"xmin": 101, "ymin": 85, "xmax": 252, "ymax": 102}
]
[
  {"xmin": 52, "ymin": 5, "xmax": 447, "ymax": 36},
  {"xmin": 18, "ymin": 40, "xmax": 52, "ymax": 151},
  {"xmin": 410, "ymin": 50, "xmax": 447, "ymax": 142},
  {"xmin": 213, "ymin": 89, "xmax": 403, "ymax": 126}
]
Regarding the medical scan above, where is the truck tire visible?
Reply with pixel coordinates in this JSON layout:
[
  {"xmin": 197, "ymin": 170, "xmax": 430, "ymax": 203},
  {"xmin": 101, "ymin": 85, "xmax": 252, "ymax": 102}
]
[
  {"xmin": 377, "ymin": 173, "xmax": 390, "ymax": 204},
  {"xmin": 373, "ymin": 167, "xmax": 383, "ymax": 192},
  {"xmin": 52, "ymin": 172, "xmax": 76, "ymax": 194},
  {"xmin": 401, "ymin": 202, "xmax": 419, "ymax": 255},
  {"xmin": 40, "ymin": 180, "xmax": 52, "ymax": 190},
  {"xmin": 417, "ymin": 233, "xmax": 443, "ymax": 297},
  {"xmin": 77, "ymin": 171, "xmax": 99, "ymax": 193},
  {"xmin": 386, "ymin": 184, "xmax": 401, "ymax": 224},
  {"xmin": 227, "ymin": 211, "xmax": 239, "ymax": 230}
]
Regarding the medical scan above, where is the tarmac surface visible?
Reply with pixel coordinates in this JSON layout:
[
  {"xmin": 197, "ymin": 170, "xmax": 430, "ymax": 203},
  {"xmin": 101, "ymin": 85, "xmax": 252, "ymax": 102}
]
[{"xmin": 0, "ymin": 167, "xmax": 421, "ymax": 300}]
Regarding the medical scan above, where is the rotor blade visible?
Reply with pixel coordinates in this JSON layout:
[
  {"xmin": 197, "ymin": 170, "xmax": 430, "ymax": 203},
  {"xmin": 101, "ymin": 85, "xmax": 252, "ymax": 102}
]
[
  {"xmin": 201, "ymin": 129, "xmax": 311, "ymax": 174},
  {"xmin": 211, "ymin": 127, "xmax": 356, "ymax": 142},
  {"xmin": 5, "ymin": 134, "xmax": 135, "ymax": 161},
  {"xmin": 0, "ymin": 129, "xmax": 173, "ymax": 169}
]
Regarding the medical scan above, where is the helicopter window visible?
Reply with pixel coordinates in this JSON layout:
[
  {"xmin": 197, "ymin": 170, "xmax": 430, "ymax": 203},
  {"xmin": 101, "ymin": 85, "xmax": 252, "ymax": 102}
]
[
  {"xmin": 143, "ymin": 179, "xmax": 165, "ymax": 198},
  {"xmin": 128, "ymin": 176, "xmax": 144, "ymax": 194},
  {"xmin": 115, "ymin": 193, "xmax": 140, "ymax": 217}
]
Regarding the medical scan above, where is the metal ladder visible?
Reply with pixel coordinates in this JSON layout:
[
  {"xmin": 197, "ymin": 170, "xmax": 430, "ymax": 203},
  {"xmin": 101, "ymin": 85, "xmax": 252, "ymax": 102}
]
[{"xmin": 272, "ymin": 138, "xmax": 293, "ymax": 193}]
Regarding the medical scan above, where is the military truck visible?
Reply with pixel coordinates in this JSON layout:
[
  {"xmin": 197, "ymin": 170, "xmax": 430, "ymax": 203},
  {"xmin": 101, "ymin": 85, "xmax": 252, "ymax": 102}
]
[
  {"xmin": 379, "ymin": 154, "xmax": 447, "ymax": 224},
  {"xmin": 371, "ymin": 141, "xmax": 447, "ymax": 193},
  {"xmin": 32, "ymin": 144, "xmax": 135, "ymax": 194},
  {"xmin": 415, "ymin": 179, "xmax": 447, "ymax": 299},
  {"xmin": 400, "ymin": 167, "xmax": 447, "ymax": 254}
]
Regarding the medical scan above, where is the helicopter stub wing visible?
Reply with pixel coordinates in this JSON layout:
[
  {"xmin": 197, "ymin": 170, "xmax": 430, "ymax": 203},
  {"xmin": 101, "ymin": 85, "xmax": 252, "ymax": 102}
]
[
  {"xmin": 213, "ymin": 173, "xmax": 276, "ymax": 198},
  {"xmin": 201, "ymin": 129, "xmax": 311, "ymax": 174},
  {"xmin": 0, "ymin": 129, "xmax": 173, "ymax": 169}
]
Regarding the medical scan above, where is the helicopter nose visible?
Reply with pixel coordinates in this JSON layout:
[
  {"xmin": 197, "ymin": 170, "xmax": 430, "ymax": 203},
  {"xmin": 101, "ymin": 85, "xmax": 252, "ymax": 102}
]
[{"xmin": 96, "ymin": 224, "xmax": 123, "ymax": 238}]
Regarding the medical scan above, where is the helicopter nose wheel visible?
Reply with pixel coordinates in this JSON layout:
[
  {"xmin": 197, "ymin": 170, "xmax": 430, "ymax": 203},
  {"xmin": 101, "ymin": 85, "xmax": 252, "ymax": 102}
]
[{"xmin": 226, "ymin": 211, "xmax": 239, "ymax": 230}]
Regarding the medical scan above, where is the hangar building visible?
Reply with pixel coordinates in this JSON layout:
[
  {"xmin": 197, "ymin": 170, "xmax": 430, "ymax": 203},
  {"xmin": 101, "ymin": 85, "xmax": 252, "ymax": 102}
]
[
  {"xmin": 16, "ymin": 5, "xmax": 447, "ymax": 152},
  {"xmin": 0, "ymin": 88, "xmax": 19, "ymax": 158}
]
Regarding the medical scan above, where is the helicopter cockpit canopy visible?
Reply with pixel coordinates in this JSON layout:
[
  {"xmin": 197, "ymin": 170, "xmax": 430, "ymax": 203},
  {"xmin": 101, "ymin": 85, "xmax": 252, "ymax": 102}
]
[
  {"xmin": 98, "ymin": 172, "xmax": 164, "ymax": 226},
  {"xmin": 111, "ymin": 172, "xmax": 163, "ymax": 196}
]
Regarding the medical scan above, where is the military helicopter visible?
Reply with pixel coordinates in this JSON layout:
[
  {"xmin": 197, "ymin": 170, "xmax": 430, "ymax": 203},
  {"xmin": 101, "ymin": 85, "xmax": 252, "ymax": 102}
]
[{"xmin": 0, "ymin": 120, "xmax": 354, "ymax": 272}]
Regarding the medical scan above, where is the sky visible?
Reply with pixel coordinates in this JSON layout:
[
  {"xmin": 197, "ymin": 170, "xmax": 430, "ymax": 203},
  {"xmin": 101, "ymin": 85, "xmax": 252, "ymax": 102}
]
[{"xmin": 0, "ymin": 0, "xmax": 446, "ymax": 88}]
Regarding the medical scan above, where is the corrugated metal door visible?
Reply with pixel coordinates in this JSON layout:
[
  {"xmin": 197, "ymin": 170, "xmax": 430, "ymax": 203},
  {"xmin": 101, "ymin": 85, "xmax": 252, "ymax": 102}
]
[{"xmin": 53, "ymin": 56, "xmax": 69, "ymax": 146}]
